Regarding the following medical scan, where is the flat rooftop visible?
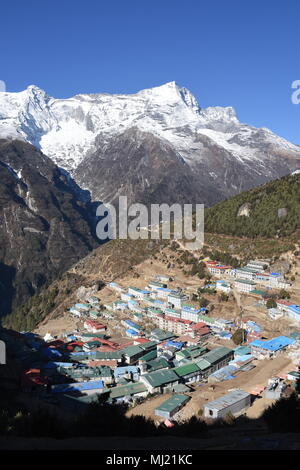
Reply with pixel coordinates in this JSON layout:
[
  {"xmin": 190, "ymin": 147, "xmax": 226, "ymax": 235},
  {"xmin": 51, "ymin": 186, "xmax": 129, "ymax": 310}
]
[{"xmin": 205, "ymin": 389, "xmax": 251, "ymax": 411}]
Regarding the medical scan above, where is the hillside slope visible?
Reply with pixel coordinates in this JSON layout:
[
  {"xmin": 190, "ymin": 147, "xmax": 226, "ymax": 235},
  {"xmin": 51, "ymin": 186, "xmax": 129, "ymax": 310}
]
[
  {"xmin": 205, "ymin": 173, "xmax": 300, "ymax": 238},
  {"xmin": 4, "ymin": 172, "xmax": 300, "ymax": 331},
  {"xmin": 0, "ymin": 139, "xmax": 99, "ymax": 314}
]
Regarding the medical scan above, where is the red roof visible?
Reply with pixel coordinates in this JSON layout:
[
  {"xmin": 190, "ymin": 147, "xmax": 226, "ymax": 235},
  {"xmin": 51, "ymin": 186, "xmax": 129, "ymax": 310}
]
[
  {"xmin": 164, "ymin": 419, "xmax": 175, "ymax": 428},
  {"xmin": 196, "ymin": 327, "xmax": 210, "ymax": 336},
  {"xmin": 191, "ymin": 322, "xmax": 207, "ymax": 330},
  {"xmin": 163, "ymin": 315, "xmax": 192, "ymax": 325},
  {"xmin": 66, "ymin": 341, "xmax": 84, "ymax": 351},
  {"xmin": 89, "ymin": 338, "xmax": 119, "ymax": 348},
  {"xmin": 47, "ymin": 340, "xmax": 65, "ymax": 348},
  {"xmin": 177, "ymin": 335, "xmax": 200, "ymax": 344},
  {"xmin": 134, "ymin": 338, "xmax": 151, "ymax": 344},
  {"xmin": 84, "ymin": 320, "xmax": 106, "ymax": 330},
  {"xmin": 88, "ymin": 359, "xmax": 118, "ymax": 367},
  {"xmin": 277, "ymin": 299, "xmax": 293, "ymax": 306},
  {"xmin": 96, "ymin": 346, "xmax": 116, "ymax": 352},
  {"xmin": 22, "ymin": 369, "xmax": 48, "ymax": 387}
]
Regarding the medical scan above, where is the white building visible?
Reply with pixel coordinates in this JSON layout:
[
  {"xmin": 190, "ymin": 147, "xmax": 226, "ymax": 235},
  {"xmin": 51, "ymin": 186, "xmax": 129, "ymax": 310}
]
[
  {"xmin": 207, "ymin": 265, "xmax": 231, "ymax": 277},
  {"xmin": 167, "ymin": 292, "xmax": 187, "ymax": 309},
  {"xmin": 268, "ymin": 308, "xmax": 283, "ymax": 320},
  {"xmin": 121, "ymin": 292, "xmax": 134, "ymax": 302},
  {"xmin": 286, "ymin": 305, "xmax": 300, "ymax": 322},
  {"xmin": 215, "ymin": 280, "xmax": 231, "ymax": 293},
  {"xmin": 246, "ymin": 261, "xmax": 268, "ymax": 271},
  {"xmin": 268, "ymin": 278, "xmax": 292, "ymax": 290},
  {"xmin": 181, "ymin": 310, "xmax": 201, "ymax": 322},
  {"xmin": 234, "ymin": 279, "xmax": 256, "ymax": 293},
  {"xmin": 234, "ymin": 268, "xmax": 257, "ymax": 281},
  {"xmin": 128, "ymin": 287, "xmax": 151, "ymax": 300},
  {"xmin": 204, "ymin": 390, "xmax": 251, "ymax": 419},
  {"xmin": 276, "ymin": 300, "xmax": 293, "ymax": 312}
]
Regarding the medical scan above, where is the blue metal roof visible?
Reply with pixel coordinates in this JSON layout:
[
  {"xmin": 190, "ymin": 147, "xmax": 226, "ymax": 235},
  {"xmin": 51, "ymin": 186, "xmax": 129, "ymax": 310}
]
[
  {"xmin": 166, "ymin": 340, "xmax": 183, "ymax": 349},
  {"xmin": 156, "ymin": 288, "xmax": 173, "ymax": 293},
  {"xmin": 209, "ymin": 364, "xmax": 238, "ymax": 381},
  {"xmin": 42, "ymin": 348, "xmax": 63, "ymax": 358},
  {"xmin": 246, "ymin": 321, "xmax": 262, "ymax": 332},
  {"xmin": 181, "ymin": 305, "xmax": 201, "ymax": 313},
  {"xmin": 43, "ymin": 362, "xmax": 74, "ymax": 369},
  {"xmin": 70, "ymin": 351, "xmax": 96, "ymax": 356},
  {"xmin": 52, "ymin": 380, "xmax": 104, "ymax": 393},
  {"xmin": 114, "ymin": 366, "xmax": 139, "ymax": 377},
  {"xmin": 126, "ymin": 329, "xmax": 139, "ymax": 336},
  {"xmin": 250, "ymin": 336, "xmax": 295, "ymax": 351},
  {"xmin": 124, "ymin": 320, "xmax": 141, "ymax": 329},
  {"xmin": 288, "ymin": 305, "xmax": 300, "ymax": 315}
]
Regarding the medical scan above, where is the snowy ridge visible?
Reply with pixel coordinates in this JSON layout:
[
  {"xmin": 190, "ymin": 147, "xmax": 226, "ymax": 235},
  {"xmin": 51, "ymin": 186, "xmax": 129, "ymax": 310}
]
[{"xmin": 1, "ymin": 81, "xmax": 299, "ymax": 173}]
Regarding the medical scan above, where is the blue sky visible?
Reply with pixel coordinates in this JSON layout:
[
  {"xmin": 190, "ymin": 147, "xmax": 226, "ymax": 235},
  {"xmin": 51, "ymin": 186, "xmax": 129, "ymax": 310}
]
[{"xmin": 1, "ymin": 0, "xmax": 300, "ymax": 143}]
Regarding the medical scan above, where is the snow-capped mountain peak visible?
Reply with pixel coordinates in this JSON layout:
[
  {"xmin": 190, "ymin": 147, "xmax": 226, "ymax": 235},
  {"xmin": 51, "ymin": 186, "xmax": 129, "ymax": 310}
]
[{"xmin": 0, "ymin": 82, "xmax": 299, "ymax": 203}]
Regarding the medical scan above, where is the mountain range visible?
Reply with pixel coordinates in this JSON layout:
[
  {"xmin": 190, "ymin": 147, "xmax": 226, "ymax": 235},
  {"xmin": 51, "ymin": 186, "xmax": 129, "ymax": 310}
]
[{"xmin": 1, "ymin": 81, "xmax": 300, "ymax": 206}]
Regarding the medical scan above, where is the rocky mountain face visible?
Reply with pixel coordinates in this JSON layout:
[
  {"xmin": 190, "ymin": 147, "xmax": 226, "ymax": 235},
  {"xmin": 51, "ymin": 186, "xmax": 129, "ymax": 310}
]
[
  {"xmin": 0, "ymin": 139, "xmax": 99, "ymax": 315},
  {"xmin": 1, "ymin": 82, "xmax": 300, "ymax": 206},
  {"xmin": 74, "ymin": 127, "xmax": 218, "ymax": 206}
]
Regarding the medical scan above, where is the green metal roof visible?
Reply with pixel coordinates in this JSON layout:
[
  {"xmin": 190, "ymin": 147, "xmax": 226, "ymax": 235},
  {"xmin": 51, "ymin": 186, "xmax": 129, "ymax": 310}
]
[
  {"xmin": 176, "ymin": 350, "xmax": 190, "ymax": 360},
  {"xmin": 151, "ymin": 329, "xmax": 175, "ymax": 341},
  {"xmin": 198, "ymin": 315, "xmax": 215, "ymax": 324},
  {"xmin": 187, "ymin": 346, "xmax": 207, "ymax": 358},
  {"xmin": 80, "ymin": 333, "xmax": 107, "ymax": 338},
  {"xmin": 143, "ymin": 369, "xmax": 179, "ymax": 388},
  {"xmin": 123, "ymin": 345, "xmax": 143, "ymax": 357},
  {"xmin": 173, "ymin": 362, "xmax": 199, "ymax": 377},
  {"xmin": 234, "ymin": 279, "xmax": 256, "ymax": 285},
  {"xmin": 139, "ymin": 341, "xmax": 157, "ymax": 351},
  {"xmin": 95, "ymin": 351, "xmax": 123, "ymax": 360},
  {"xmin": 108, "ymin": 382, "xmax": 147, "ymax": 399},
  {"xmin": 139, "ymin": 349, "xmax": 157, "ymax": 362},
  {"xmin": 172, "ymin": 384, "xmax": 191, "ymax": 393},
  {"xmin": 201, "ymin": 346, "xmax": 233, "ymax": 365},
  {"xmin": 155, "ymin": 394, "xmax": 190, "ymax": 413},
  {"xmin": 146, "ymin": 357, "xmax": 169, "ymax": 372},
  {"xmin": 195, "ymin": 358, "xmax": 212, "ymax": 371},
  {"xmin": 250, "ymin": 289, "xmax": 267, "ymax": 296}
]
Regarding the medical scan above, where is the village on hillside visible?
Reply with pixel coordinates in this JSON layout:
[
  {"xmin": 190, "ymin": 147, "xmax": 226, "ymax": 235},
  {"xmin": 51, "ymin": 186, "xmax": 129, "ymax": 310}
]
[{"xmin": 2, "ymin": 255, "xmax": 300, "ymax": 427}]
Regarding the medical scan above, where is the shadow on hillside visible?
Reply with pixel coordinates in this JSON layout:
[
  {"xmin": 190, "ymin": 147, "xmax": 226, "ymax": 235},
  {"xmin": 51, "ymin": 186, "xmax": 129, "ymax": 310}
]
[
  {"xmin": 0, "ymin": 263, "xmax": 16, "ymax": 315},
  {"xmin": 1, "ymin": 326, "xmax": 299, "ymax": 449}
]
